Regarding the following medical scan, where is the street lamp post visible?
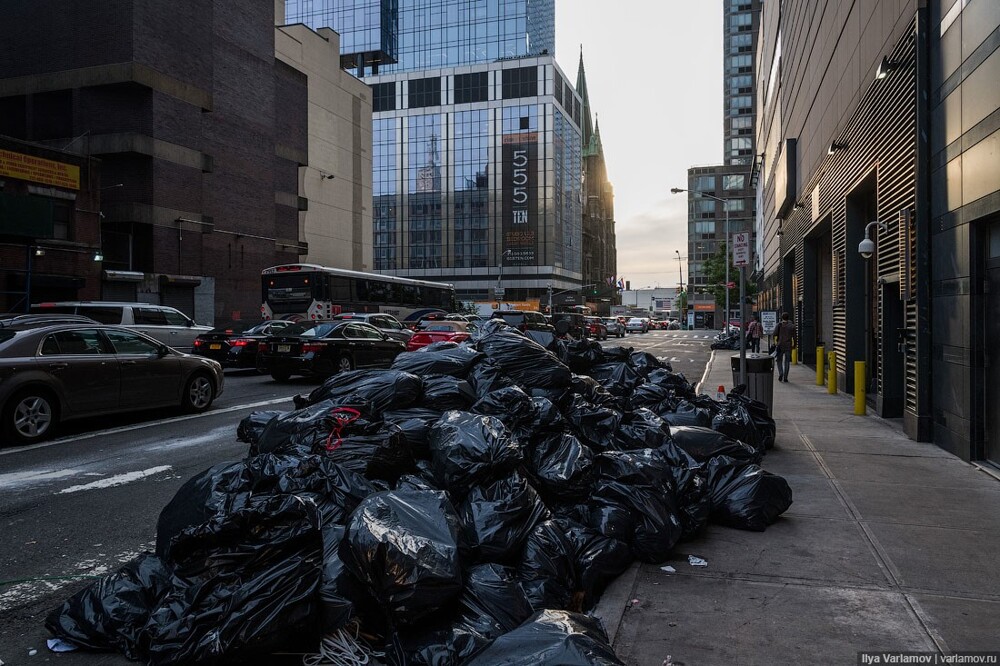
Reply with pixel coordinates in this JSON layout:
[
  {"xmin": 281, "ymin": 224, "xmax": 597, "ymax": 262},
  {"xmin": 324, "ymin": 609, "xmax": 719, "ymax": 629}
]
[{"xmin": 672, "ymin": 186, "xmax": 743, "ymax": 384}]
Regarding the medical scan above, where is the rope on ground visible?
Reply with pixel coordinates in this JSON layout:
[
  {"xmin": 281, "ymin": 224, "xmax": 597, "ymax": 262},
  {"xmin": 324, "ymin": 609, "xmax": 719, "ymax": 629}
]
[{"xmin": 302, "ymin": 624, "xmax": 384, "ymax": 666}]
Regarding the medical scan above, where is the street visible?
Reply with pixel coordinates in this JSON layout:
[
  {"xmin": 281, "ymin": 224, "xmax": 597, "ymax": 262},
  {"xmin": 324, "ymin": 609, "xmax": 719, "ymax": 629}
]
[{"xmin": 0, "ymin": 331, "xmax": 715, "ymax": 663}]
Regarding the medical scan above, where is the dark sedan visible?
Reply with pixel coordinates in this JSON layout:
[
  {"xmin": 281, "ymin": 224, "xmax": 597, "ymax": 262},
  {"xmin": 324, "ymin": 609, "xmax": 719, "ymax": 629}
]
[
  {"xmin": 0, "ymin": 323, "xmax": 224, "ymax": 445},
  {"xmin": 257, "ymin": 320, "xmax": 406, "ymax": 381},
  {"xmin": 192, "ymin": 320, "xmax": 293, "ymax": 369}
]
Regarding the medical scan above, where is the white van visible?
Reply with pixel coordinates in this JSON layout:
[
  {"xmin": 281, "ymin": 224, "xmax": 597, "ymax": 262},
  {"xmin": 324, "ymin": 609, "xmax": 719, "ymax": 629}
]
[{"xmin": 30, "ymin": 302, "xmax": 212, "ymax": 352}]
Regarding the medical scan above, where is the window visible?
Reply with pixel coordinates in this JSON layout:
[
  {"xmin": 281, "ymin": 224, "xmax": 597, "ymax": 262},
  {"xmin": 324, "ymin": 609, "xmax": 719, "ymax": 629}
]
[
  {"xmin": 728, "ymin": 74, "xmax": 752, "ymax": 91},
  {"xmin": 134, "ymin": 308, "xmax": 168, "ymax": 326},
  {"xmin": 553, "ymin": 70, "xmax": 564, "ymax": 107},
  {"xmin": 729, "ymin": 13, "xmax": 751, "ymax": 28},
  {"xmin": 371, "ymin": 82, "xmax": 395, "ymax": 112},
  {"xmin": 694, "ymin": 221, "xmax": 716, "ymax": 234},
  {"xmin": 105, "ymin": 329, "xmax": 160, "ymax": 355},
  {"xmin": 731, "ymin": 116, "xmax": 752, "ymax": 129},
  {"xmin": 727, "ymin": 55, "xmax": 752, "ymax": 73},
  {"xmin": 77, "ymin": 306, "xmax": 123, "ymax": 324},
  {"xmin": 162, "ymin": 309, "xmax": 190, "ymax": 326},
  {"xmin": 729, "ymin": 96, "xmax": 752, "ymax": 111},
  {"xmin": 408, "ymin": 77, "xmax": 441, "ymax": 108},
  {"xmin": 41, "ymin": 329, "xmax": 105, "ymax": 355},
  {"xmin": 695, "ymin": 175, "xmax": 715, "ymax": 192},
  {"xmin": 725, "ymin": 198, "xmax": 745, "ymax": 212},
  {"xmin": 454, "ymin": 72, "xmax": 488, "ymax": 104},
  {"xmin": 723, "ymin": 175, "xmax": 745, "ymax": 190},
  {"xmin": 51, "ymin": 201, "xmax": 71, "ymax": 240},
  {"xmin": 502, "ymin": 66, "xmax": 537, "ymax": 99}
]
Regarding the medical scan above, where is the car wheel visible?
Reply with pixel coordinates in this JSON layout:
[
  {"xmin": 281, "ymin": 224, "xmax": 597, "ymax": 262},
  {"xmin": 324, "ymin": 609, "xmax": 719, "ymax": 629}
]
[
  {"xmin": 182, "ymin": 373, "xmax": 216, "ymax": 413},
  {"xmin": 270, "ymin": 369, "xmax": 292, "ymax": 382},
  {"xmin": 337, "ymin": 355, "xmax": 355, "ymax": 373},
  {"xmin": 4, "ymin": 388, "xmax": 58, "ymax": 445}
]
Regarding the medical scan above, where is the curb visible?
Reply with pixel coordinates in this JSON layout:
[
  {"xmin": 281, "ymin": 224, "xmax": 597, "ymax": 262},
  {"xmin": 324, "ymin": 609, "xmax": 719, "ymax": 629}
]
[{"xmin": 592, "ymin": 561, "xmax": 641, "ymax": 646}]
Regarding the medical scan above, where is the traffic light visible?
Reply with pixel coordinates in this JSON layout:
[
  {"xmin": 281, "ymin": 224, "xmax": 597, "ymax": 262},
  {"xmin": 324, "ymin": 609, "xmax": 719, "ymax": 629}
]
[{"xmin": 592, "ymin": 287, "xmax": 599, "ymax": 295}]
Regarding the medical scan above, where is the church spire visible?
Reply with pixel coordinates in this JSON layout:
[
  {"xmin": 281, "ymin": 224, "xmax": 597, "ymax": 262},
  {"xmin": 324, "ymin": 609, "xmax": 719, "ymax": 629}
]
[{"xmin": 576, "ymin": 44, "xmax": 594, "ymax": 148}]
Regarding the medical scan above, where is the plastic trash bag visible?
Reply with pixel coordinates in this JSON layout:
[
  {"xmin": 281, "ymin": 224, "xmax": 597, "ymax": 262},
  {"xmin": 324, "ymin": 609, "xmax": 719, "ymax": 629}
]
[
  {"xmin": 250, "ymin": 400, "xmax": 345, "ymax": 456},
  {"xmin": 527, "ymin": 432, "xmax": 594, "ymax": 503},
  {"xmin": 236, "ymin": 410, "xmax": 281, "ymax": 445},
  {"xmin": 706, "ymin": 455, "xmax": 793, "ymax": 531},
  {"xmin": 459, "ymin": 472, "xmax": 548, "ymax": 562},
  {"xmin": 475, "ymin": 330, "xmax": 572, "ymax": 390},
  {"xmin": 587, "ymin": 362, "xmax": 644, "ymax": 399},
  {"xmin": 629, "ymin": 351, "xmax": 664, "ymax": 377},
  {"xmin": 526, "ymin": 396, "xmax": 566, "ymax": 432},
  {"xmin": 471, "ymin": 385, "xmax": 536, "ymax": 430},
  {"xmin": 560, "ymin": 339, "xmax": 605, "ymax": 373},
  {"xmin": 322, "ymin": 426, "xmax": 415, "ymax": 483},
  {"xmin": 562, "ymin": 396, "xmax": 621, "ymax": 452},
  {"xmin": 303, "ymin": 369, "xmax": 422, "ymax": 415},
  {"xmin": 568, "ymin": 375, "xmax": 619, "ymax": 408},
  {"xmin": 342, "ymin": 489, "xmax": 464, "ymax": 626},
  {"xmin": 465, "ymin": 609, "xmax": 624, "ymax": 666},
  {"xmin": 417, "ymin": 340, "xmax": 459, "ymax": 352},
  {"xmin": 465, "ymin": 357, "xmax": 517, "ymax": 399},
  {"xmin": 600, "ymin": 346, "xmax": 632, "ymax": 363},
  {"xmin": 525, "ymin": 329, "xmax": 556, "ymax": 349},
  {"xmin": 318, "ymin": 524, "xmax": 354, "ymax": 634},
  {"xmin": 419, "ymin": 375, "xmax": 476, "ymax": 411},
  {"xmin": 517, "ymin": 519, "xmax": 577, "ymax": 611},
  {"xmin": 728, "ymin": 389, "xmax": 776, "ymax": 450},
  {"xmin": 670, "ymin": 425, "xmax": 763, "ymax": 464},
  {"xmin": 392, "ymin": 346, "xmax": 484, "ymax": 378},
  {"xmin": 660, "ymin": 399, "xmax": 713, "ymax": 427},
  {"xmin": 381, "ymin": 408, "xmax": 443, "ymax": 458},
  {"xmin": 394, "ymin": 623, "xmax": 490, "ymax": 666},
  {"xmin": 456, "ymin": 563, "xmax": 534, "ymax": 639},
  {"xmin": 628, "ymin": 383, "xmax": 677, "ymax": 412},
  {"xmin": 645, "ymin": 368, "xmax": 695, "ymax": 397},
  {"xmin": 45, "ymin": 553, "xmax": 173, "ymax": 659},
  {"xmin": 428, "ymin": 411, "xmax": 522, "ymax": 496},
  {"xmin": 561, "ymin": 521, "xmax": 633, "ymax": 610},
  {"xmin": 614, "ymin": 408, "xmax": 672, "ymax": 450}
]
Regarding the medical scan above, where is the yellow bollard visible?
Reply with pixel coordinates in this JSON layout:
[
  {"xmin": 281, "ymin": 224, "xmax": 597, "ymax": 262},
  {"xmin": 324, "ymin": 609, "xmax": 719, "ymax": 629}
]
[
  {"xmin": 791, "ymin": 348, "xmax": 798, "ymax": 365},
  {"xmin": 827, "ymin": 351, "xmax": 837, "ymax": 394},
  {"xmin": 816, "ymin": 346, "xmax": 825, "ymax": 385},
  {"xmin": 854, "ymin": 361, "xmax": 866, "ymax": 415}
]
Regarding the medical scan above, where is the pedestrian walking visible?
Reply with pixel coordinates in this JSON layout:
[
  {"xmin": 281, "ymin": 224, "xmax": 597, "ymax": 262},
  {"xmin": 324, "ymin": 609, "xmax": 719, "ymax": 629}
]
[
  {"xmin": 774, "ymin": 312, "xmax": 796, "ymax": 382},
  {"xmin": 747, "ymin": 315, "xmax": 763, "ymax": 353}
]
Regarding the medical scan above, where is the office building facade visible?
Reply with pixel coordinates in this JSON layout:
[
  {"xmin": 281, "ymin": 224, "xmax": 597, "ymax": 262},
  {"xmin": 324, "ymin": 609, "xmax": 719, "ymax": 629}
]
[{"xmin": 287, "ymin": 0, "xmax": 590, "ymax": 305}]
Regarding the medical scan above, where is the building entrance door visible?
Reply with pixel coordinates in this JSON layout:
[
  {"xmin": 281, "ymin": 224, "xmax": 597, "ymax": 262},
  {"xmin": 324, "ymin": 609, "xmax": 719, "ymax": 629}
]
[{"xmin": 986, "ymin": 259, "xmax": 1000, "ymax": 465}]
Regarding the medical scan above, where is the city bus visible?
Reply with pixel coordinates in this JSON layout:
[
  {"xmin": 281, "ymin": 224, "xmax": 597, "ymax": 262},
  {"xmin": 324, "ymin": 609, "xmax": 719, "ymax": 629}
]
[{"xmin": 261, "ymin": 264, "xmax": 456, "ymax": 323}]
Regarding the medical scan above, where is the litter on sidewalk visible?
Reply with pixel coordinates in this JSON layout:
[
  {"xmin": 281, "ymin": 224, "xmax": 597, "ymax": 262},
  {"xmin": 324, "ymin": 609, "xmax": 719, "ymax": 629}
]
[{"xmin": 45, "ymin": 322, "xmax": 791, "ymax": 664}]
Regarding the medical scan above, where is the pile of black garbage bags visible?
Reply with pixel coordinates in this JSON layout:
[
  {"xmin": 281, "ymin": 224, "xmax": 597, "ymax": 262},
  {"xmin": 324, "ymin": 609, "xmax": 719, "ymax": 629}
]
[{"xmin": 46, "ymin": 320, "xmax": 792, "ymax": 665}]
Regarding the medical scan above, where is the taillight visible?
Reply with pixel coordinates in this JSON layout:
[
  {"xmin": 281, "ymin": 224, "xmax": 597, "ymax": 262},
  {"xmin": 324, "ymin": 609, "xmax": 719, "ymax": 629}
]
[
  {"xmin": 302, "ymin": 343, "xmax": 326, "ymax": 354},
  {"xmin": 193, "ymin": 339, "xmax": 204, "ymax": 348},
  {"xmin": 230, "ymin": 338, "xmax": 251, "ymax": 347}
]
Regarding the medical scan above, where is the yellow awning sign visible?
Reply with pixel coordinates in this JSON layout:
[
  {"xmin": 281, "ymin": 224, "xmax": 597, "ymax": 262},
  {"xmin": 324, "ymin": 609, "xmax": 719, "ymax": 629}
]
[{"xmin": 0, "ymin": 148, "xmax": 80, "ymax": 190}]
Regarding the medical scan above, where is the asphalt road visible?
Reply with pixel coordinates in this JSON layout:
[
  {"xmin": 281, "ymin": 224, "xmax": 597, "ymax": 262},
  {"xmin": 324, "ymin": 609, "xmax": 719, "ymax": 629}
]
[{"xmin": 0, "ymin": 330, "xmax": 715, "ymax": 664}]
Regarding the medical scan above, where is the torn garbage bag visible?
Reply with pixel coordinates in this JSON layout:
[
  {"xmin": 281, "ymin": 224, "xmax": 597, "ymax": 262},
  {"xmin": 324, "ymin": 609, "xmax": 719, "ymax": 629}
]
[
  {"xmin": 465, "ymin": 609, "xmax": 624, "ymax": 666},
  {"xmin": 342, "ymin": 489, "xmax": 464, "ymax": 627},
  {"xmin": 428, "ymin": 411, "xmax": 522, "ymax": 496},
  {"xmin": 706, "ymin": 455, "xmax": 793, "ymax": 531},
  {"xmin": 459, "ymin": 472, "xmax": 548, "ymax": 562}
]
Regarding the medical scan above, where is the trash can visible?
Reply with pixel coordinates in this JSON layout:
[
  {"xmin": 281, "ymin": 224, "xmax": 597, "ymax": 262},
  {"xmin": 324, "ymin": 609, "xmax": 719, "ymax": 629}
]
[{"xmin": 731, "ymin": 353, "xmax": 774, "ymax": 415}]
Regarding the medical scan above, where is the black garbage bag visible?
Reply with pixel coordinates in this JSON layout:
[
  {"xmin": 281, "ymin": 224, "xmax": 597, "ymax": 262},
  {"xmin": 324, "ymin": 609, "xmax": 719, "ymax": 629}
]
[
  {"xmin": 236, "ymin": 410, "xmax": 282, "ymax": 444},
  {"xmin": 524, "ymin": 396, "xmax": 565, "ymax": 433},
  {"xmin": 143, "ymin": 493, "xmax": 326, "ymax": 665},
  {"xmin": 419, "ymin": 375, "xmax": 476, "ymax": 411},
  {"xmin": 600, "ymin": 346, "xmax": 632, "ymax": 363},
  {"xmin": 568, "ymin": 374, "xmax": 619, "ymax": 408},
  {"xmin": 670, "ymin": 425, "xmax": 762, "ymax": 464},
  {"xmin": 712, "ymin": 407, "xmax": 763, "ymax": 452},
  {"xmin": 428, "ymin": 411, "xmax": 522, "ymax": 496},
  {"xmin": 456, "ymin": 563, "xmax": 534, "ymax": 640},
  {"xmin": 465, "ymin": 357, "xmax": 517, "ymax": 399},
  {"xmin": 527, "ymin": 432, "xmax": 594, "ymax": 503},
  {"xmin": 322, "ymin": 425, "xmax": 415, "ymax": 483},
  {"xmin": 381, "ymin": 408, "xmax": 443, "ymax": 458},
  {"xmin": 706, "ymin": 456, "xmax": 792, "ymax": 531},
  {"xmin": 250, "ymin": 400, "xmax": 346, "ymax": 456},
  {"xmin": 562, "ymin": 396, "xmax": 621, "ymax": 452},
  {"xmin": 614, "ymin": 408, "xmax": 672, "ymax": 450},
  {"xmin": 303, "ymin": 369, "xmax": 422, "ymax": 414},
  {"xmin": 628, "ymin": 382, "xmax": 675, "ymax": 409},
  {"xmin": 525, "ymin": 329, "xmax": 556, "ymax": 349},
  {"xmin": 646, "ymin": 368, "xmax": 695, "ymax": 397},
  {"xmin": 561, "ymin": 521, "xmax": 633, "ymax": 610},
  {"xmin": 588, "ymin": 362, "xmax": 644, "ymax": 399},
  {"xmin": 728, "ymin": 388, "xmax": 776, "ymax": 450},
  {"xmin": 418, "ymin": 340, "xmax": 459, "ymax": 352},
  {"xmin": 660, "ymin": 399, "xmax": 713, "ymax": 427},
  {"xmin": 45, "ymin": 553, "xmax": 174, "ymax": 659},
  {"xmin": 393, "ymin": 622, "xmax": 490, "ymax": 666},
  {"xmin": 459, "ymin": 472, "xmax": 548, "ymax": 562},
  {"xmin": 465, "ymin": 609, "xmax": 624, "ymax": 666},
  {"xmin": 392, "ymin": 345, "xmax": 484, "ymax": 378},
  {"xmin": 318, "ymin": 524, "xmax": 355, "ymax": 634},
  {"xmin": 629, "ymin": 351, "xmax": 664, "ymax": 377},
  {"xmin": 560, "ymin": 338, "xmax": 605, "ymax": 374},
  {"xmin": 471, "ymin": 385, "xmax": 536, "ymax": 430},
  {"xmin": 475, "ymin": 329, "xmax": 572, "ymax": 390},
  {"xmin": 590, "ymin": 449, "xmax": 683, "ymax": 562},
  {"xmin": 342, "ymin": 489, "xmax": 464, "ymax": 626},
  {"xmin": 517, "ymin": 519, "xmax": 577, "ymax": 611}
]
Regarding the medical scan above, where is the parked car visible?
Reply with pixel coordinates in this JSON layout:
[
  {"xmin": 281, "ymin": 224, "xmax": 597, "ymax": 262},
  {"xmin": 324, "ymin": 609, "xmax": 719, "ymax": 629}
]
[
  {"xmin": 0, "ymin": 323, "xmax": 223, "ymax": 444},
  {"xmin": 626, "ymin": 317, "xmax": 649, "ymax": 334},
  {"xmin": 549, "ymin": 312, "xmax": 588, "ymax": 339},
  {"xmin": 602, "ymin": 317, "xmax": 626, "ymax": 338},
  {"xmin": 584, "ymin": 317, "xmax": 608, "ymax": 341},
  {"xmin": 406, "ymin": 321, "xmax": 473, "ymax": 351},
  {"xmin": 0, "ymin": 313, "xmax": 100, "ymax": 328},
  {"xmin": 30, "ymin": 302, "xmax": 212, "ymax": 352},
  {"xmin": 192, "ymin": 320, "xmax": 293, "ymax": 369},
  {"xmin": 257, "ymin": 320, "xmax": 405, "ymax": 381},
  {"xmin": 667, "ymin": 319, "xmax": 682, "ymax": 330},
  {"xmin": 490, "ymin": 310, "xmax": 554, "ymax": 334},
  {"xmin": 332, "ymin": 312, "xmax": 413, "ymax": 343}
]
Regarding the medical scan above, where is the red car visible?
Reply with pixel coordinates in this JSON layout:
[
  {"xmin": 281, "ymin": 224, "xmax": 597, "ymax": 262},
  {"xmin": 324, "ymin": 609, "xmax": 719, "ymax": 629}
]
[
  {"xmin": 584, "ymin": 317, "xmax": 608, "ymax": 341},
  {"xmin": 406, "ymin": 321, "xmax": 473, "ymax": 351}
]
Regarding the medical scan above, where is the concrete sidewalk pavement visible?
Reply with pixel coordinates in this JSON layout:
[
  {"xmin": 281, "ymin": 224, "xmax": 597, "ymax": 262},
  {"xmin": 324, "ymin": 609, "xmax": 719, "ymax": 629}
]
[{"xmin": 596, "ymin": 351, "xmax": 1000, "ymax": 665}]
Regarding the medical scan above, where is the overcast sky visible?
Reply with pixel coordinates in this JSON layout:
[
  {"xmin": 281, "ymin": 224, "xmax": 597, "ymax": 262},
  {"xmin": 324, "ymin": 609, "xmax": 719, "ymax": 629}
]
[{"xmin": 556, "ymin": 1, "xmax": 724, "ymax": 290}]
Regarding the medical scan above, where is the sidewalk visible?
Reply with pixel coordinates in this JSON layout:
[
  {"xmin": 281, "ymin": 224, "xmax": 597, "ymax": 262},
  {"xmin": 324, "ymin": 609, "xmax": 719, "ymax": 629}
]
[{"xmin": 596, "ymin": 352, "xmax": 1000, "ymax": 665}]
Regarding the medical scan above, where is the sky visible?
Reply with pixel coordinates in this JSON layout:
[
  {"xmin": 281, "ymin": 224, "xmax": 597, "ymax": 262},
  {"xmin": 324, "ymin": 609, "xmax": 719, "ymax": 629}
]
[{"xmin": 555, "ymin": 1, "xmax": 724, "ymax": 290}]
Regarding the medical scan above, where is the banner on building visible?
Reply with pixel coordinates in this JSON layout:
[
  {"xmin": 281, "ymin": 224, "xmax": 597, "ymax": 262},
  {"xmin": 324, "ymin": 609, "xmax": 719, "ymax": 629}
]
[
  {"xmin": 502, "ymin": 132, "xmax": 538, "ymax": 265},
  {"xmin": 0, "ymin": 148, "xmax": 80, "ymax": 190}
]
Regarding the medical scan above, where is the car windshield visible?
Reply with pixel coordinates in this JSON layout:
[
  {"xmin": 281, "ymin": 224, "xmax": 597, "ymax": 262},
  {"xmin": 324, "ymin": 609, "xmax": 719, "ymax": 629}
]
[
  {"xmin": 426, "ymin": 324, "xmax": 459, "ymax": 332},
  {"xmin": 282, "ymin": 322, "xmax": 339, "ymax": 337}
]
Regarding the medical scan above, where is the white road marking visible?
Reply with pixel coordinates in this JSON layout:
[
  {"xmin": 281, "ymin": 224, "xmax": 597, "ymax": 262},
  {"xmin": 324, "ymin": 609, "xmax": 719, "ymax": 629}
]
[
  {"xmin": 0, "ymin": 468, "xmax": 89, "ymax": 489},
  {"xmin": 0, "ymin": 396, "xmax": 294, "ymax": 457},
  {"xmin": 57, "ymin": 465, "xmax": 173, "ymax": 494}
]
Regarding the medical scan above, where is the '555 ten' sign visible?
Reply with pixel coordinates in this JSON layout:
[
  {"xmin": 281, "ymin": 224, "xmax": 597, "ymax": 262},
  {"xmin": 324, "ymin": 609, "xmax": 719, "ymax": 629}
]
[{"xmin": 502, "ymin": 132, "xmax": 538, "ymax": 265}]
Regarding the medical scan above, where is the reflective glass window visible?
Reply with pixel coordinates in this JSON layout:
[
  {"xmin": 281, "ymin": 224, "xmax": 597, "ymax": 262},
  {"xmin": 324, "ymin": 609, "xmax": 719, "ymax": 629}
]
[
  {"xmin": 502, "ymin": 66, "xmax": 538, "ymax": 99},
  {"xmin": 695, "ymin": 175, "xmax": 716, "ymax": 191},
  {"xmin": 371, "ymin": 82, "xmax": 396, "ymax": 111},
  {"xmin": 723, "ymin": 174, "xmax": 745, "ymax": 190},
  {"xmin": 454, "ymin": 72, "xmax": 488, "ymax": 104},
  {"xmin": 408, "ymin": 77, "xmax": 441, "ymax": 108}
]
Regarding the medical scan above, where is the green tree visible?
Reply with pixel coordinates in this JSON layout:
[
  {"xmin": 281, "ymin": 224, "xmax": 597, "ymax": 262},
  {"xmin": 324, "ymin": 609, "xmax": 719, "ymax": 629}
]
[{"xmin": 701, "ymin": 240, "xmax": 757, "ymax": 310}]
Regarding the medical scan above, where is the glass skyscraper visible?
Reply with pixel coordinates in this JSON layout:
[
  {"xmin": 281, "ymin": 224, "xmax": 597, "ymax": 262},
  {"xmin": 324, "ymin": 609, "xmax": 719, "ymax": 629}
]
[{"xmin": 286, "ymin": 0, "xmax": 582, "ymax": 304}]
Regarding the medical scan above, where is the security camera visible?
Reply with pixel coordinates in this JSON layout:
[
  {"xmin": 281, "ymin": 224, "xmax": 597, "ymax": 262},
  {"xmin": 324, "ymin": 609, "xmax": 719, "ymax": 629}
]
[{"xmin": 858, "ymin": 237, "xmax": 875, "ymax": 259}]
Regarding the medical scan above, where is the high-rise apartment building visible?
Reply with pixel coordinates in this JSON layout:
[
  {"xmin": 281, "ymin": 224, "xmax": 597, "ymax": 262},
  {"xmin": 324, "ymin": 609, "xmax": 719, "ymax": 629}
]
[
  {"xmin": 684, "ymin": 0, "xmax": 761, "ymax": 328},
  {"xmin": 287, "ymin": 0, "xmax": 590, "ymax": 306}
]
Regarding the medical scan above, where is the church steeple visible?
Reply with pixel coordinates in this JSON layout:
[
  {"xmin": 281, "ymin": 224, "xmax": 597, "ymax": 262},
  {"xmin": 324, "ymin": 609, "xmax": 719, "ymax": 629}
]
[{"xmin": 576, "ymin": 45, "xmax": 595, "ymax": 149}]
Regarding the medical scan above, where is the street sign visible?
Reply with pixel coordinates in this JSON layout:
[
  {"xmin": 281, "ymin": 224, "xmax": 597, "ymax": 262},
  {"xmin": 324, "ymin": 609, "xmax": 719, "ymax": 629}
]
[
  {"xmin": 760, "ymin": 310, "xmax": 778, "ymax": 335},
  {"xmin": 733, "ymin": 232, "xmax": 750, "ymax": 267},
  {"xmin": 493, "ymin": 287, "xmax": 505, "ymax": 299}
]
